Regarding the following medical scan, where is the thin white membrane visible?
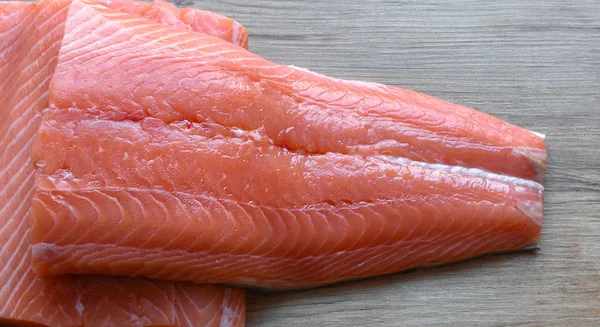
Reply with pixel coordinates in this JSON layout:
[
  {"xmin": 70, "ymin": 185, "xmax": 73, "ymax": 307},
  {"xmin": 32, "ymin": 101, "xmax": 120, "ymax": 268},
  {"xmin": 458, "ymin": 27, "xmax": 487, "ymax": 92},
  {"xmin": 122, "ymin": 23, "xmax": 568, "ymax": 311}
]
[
  {"xmin": 232, "ymin": 21, "xmax": 243, "ymax": 46},
  {"xmin": 288, "ymin": 64, "xmax": 387, "ymax": 88},
  {"xmin": 378, "ymin": 155, "xmax": 545, "ymax": 191},
  {"xmin": 531, "ymin": 130, "xmax": 546, "ymax": 139}
]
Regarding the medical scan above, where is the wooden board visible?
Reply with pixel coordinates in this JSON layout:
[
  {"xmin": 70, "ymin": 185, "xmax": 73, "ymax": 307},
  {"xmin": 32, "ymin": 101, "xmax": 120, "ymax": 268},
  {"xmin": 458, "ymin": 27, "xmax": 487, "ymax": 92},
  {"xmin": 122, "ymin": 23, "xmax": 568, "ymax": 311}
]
[{"xmin": 173, "ymin": 0, "xmax": 599, "ymax": 326}]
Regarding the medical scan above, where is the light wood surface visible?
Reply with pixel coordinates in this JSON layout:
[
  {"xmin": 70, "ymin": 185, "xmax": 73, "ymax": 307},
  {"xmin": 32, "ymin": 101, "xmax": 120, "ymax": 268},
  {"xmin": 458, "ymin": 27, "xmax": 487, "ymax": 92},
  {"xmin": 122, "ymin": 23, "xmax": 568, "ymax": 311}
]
[{"xmin": 174, "ymin": 0, "xmax": 599, "ymax": 326}]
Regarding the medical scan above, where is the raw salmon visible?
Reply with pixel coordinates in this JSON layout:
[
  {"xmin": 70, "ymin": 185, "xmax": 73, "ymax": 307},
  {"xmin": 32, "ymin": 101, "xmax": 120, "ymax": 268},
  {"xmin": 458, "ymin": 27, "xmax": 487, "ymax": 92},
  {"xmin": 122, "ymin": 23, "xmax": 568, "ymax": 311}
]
[
  {"xmin": 0, "ymin": 0, "xmax": 245, "ymax": 325},
  {"xmin": 30, "ymin": 0, "xmax": 546, "ymax": 290},
  {"xmin": 41, "ymin": 1, "xmax": 545, "ymax": 183},
  {"xmin": 97, "ymin": 0, "xmax": 248, "ymax": 49}
]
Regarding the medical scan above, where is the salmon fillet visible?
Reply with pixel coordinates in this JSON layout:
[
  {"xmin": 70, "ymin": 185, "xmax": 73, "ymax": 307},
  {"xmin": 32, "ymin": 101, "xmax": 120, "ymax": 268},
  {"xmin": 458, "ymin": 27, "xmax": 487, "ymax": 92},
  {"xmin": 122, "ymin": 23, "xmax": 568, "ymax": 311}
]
[
  {"xmin": 97, "ymin": 0, "xmax": 248, "ymax": 49},
  {"xmin": 0, "ymin": 0, "xmax": 245, "ymax": 325},
  {"xmin": 30, "ymin": 0, "xmax": 546, "ymax": 290},
  {"xmin": 40, "ymin": 1, "xmax": 545, "ymax": 183}
]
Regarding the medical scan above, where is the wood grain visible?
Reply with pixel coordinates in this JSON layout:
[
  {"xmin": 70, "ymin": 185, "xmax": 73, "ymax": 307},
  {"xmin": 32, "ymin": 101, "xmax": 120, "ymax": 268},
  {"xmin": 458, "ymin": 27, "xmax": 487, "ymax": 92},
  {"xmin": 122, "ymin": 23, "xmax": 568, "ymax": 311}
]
[{"xmin": 172, "ymin": 0, "xmax": 599, "ymax": 326}]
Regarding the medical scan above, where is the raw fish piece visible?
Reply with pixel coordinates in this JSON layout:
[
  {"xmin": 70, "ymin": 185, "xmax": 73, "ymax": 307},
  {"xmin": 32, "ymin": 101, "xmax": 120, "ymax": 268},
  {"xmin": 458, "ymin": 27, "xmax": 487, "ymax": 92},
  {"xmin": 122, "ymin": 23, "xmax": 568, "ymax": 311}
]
[
  {"xmin": 0, "ymin": 0, "xmax": 245, "ymax": 325},
  {"xmin": 31, "ymin": 0, "xmax": 545, "ymax": 290}
]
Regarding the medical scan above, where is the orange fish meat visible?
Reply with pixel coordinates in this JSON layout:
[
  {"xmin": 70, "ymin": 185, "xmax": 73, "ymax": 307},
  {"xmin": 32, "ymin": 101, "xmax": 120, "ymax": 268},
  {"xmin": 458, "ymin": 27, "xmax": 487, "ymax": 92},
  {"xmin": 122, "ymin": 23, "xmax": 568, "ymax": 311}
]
[
  {"xmin": 0, "ymin": 0, "xmax": 245, "ymax": 325},
  {"xmin": 98, "ymin": 0, "xmax": 248, "ymax": 49},
  {"xmin": 29, "ymin": 0, "xmax": 546, "ymax": 290}
]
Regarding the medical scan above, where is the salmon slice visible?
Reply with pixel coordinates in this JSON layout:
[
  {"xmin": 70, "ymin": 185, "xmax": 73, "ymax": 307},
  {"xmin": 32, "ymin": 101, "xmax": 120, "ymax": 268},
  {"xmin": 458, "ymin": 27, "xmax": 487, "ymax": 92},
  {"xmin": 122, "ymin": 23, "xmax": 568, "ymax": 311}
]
[
  {"xmin": 0, "ymin": 0, "xmax": 245, "ymax": 325},
  {"xmin": 45, "ymin": 1, "xmax": 545, "ymax": 183},
  {"xmin": 29, "ymin": 0, "xmax": 545, "ymax": 290},
  {"xmin": 32, "ymin": 108, "xmax": 544, "ymax": 290},
  {"xmin": 96, "ymin": 0, "xmax": 248, "ymax": 49}
]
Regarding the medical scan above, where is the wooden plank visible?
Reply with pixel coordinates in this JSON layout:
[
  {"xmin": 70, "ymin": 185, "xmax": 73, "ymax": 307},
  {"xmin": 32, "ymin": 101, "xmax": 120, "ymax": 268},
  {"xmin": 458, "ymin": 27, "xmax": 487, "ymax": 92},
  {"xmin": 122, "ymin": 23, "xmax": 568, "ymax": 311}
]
[{"xmin": 176, "ymin": 0, "xmax": 600, "ymax": 326}]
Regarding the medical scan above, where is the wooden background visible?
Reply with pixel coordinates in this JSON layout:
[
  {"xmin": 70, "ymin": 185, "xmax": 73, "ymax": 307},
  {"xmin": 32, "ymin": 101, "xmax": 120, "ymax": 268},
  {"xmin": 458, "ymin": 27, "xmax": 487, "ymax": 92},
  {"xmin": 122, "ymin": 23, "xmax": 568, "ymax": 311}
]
[{"xmin": 172, "ymin": 0, "xmax": 599, "ymax": 326}]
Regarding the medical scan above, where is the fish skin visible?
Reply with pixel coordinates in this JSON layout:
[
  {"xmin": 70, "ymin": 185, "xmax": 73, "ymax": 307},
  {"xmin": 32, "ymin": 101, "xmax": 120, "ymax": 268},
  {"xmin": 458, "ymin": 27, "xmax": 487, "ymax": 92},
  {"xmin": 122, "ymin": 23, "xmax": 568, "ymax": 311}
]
[
  {"xmin": 0, "ymin": 0, "xmax": 245, "ymax": 326},
  {"xmin": 48, "ymin": 1, "xmax": 546, "ymax": 183}
]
